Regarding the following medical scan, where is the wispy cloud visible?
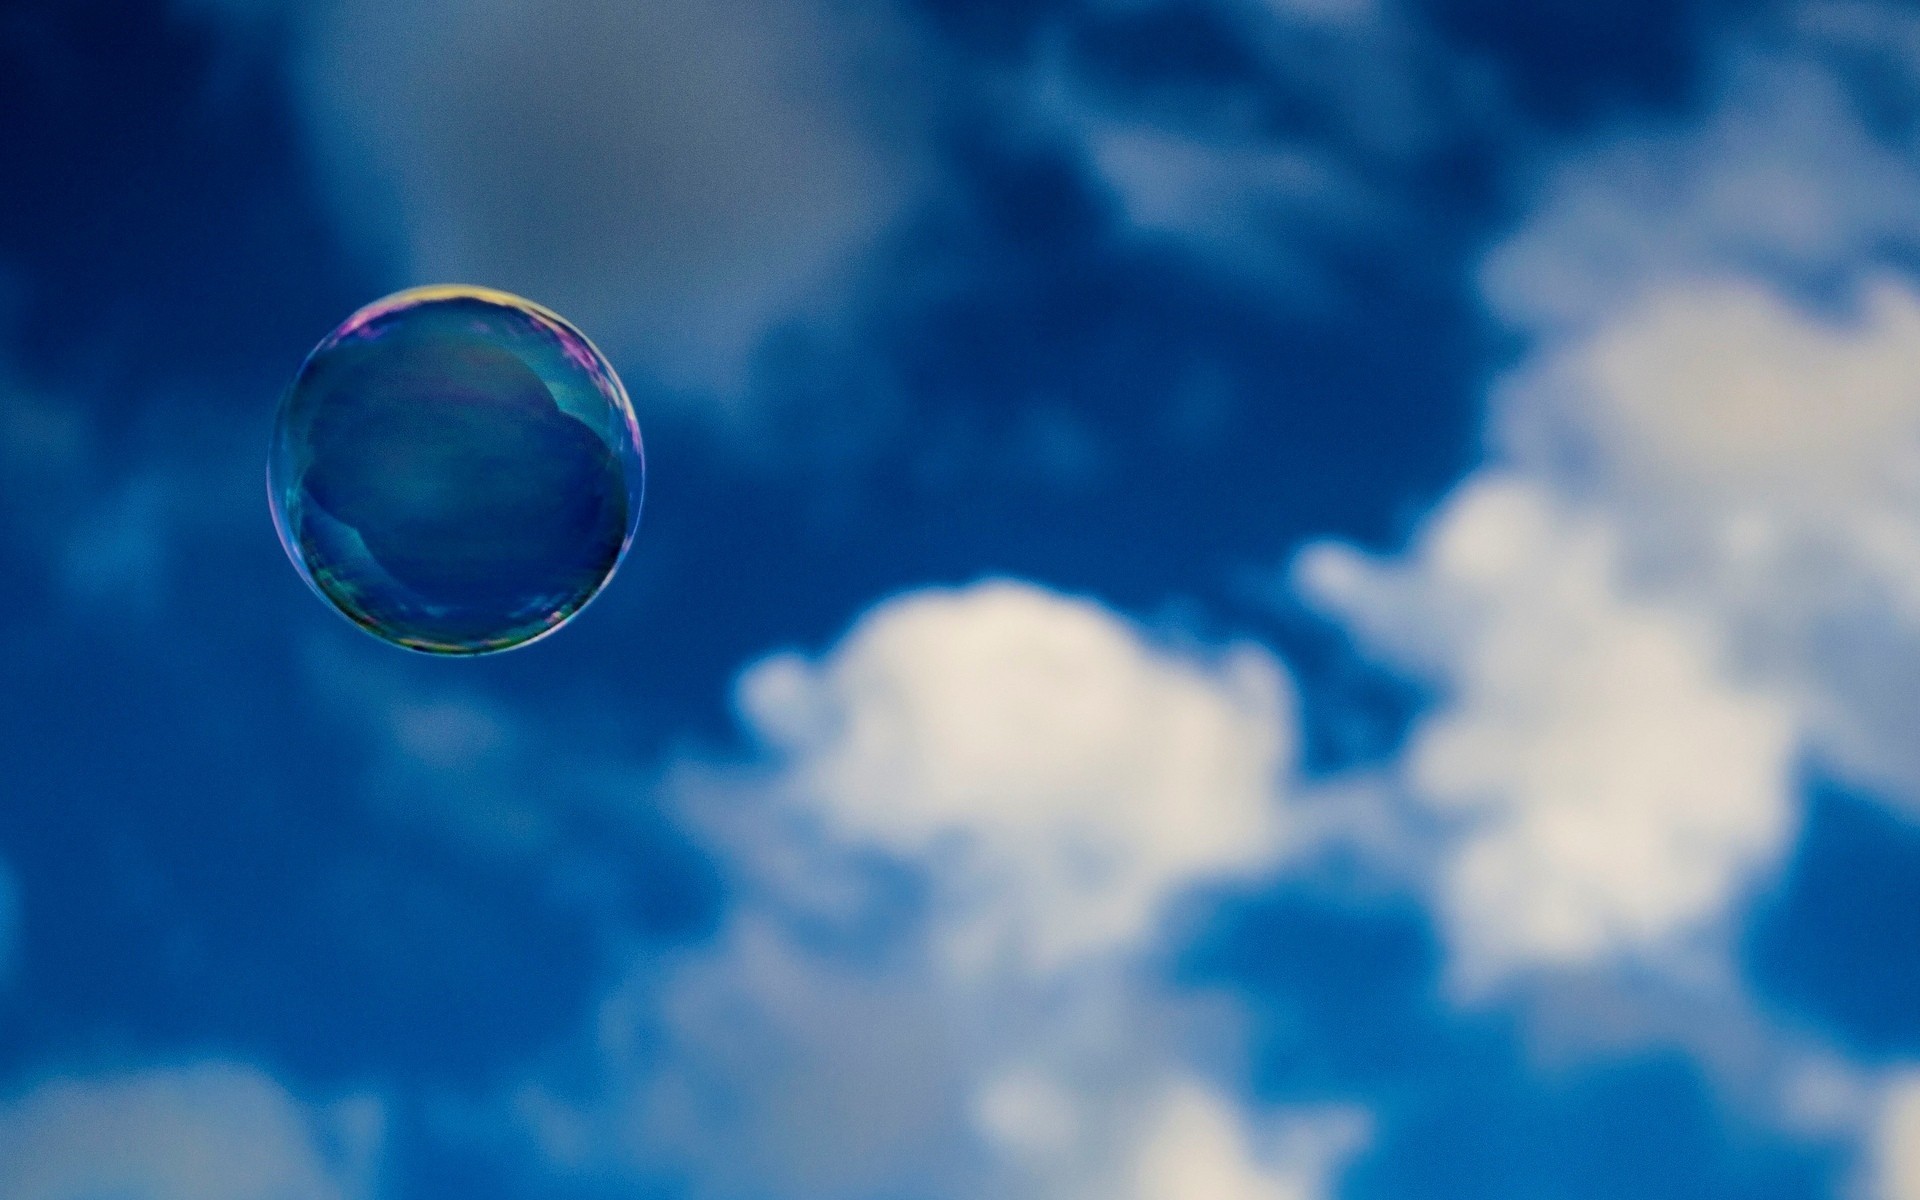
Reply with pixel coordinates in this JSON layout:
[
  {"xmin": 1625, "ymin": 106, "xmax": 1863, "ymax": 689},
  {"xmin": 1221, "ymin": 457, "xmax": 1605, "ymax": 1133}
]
[
  {"xmin": 0, "ymin": 1065, "xmax": 381, "ymax": 1200},
  {"xmin": 277, "ymin": 0, "xmax": 932, "ymax": 400}
]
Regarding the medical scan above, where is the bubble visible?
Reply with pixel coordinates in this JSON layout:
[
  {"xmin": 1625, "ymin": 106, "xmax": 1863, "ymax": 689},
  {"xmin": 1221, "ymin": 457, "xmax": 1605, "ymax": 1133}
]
[{"xmin": 269, "ymin": 286, "xmax": 644, "ymax": 654}]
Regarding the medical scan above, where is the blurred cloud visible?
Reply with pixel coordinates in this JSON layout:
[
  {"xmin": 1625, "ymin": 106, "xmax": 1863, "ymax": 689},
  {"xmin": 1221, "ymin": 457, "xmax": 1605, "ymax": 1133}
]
[
  {"xmin": 220, "ymin": 0, "xmax": 1502, "ymax": 434},
  {"xmin": 1288, "ymin": 10, "xmax": 1920, "ymax": 996},
  {"xmin": 304, "ymin": 646, "xmax": 569, "ymax": 859},
  {"xmin": 277, "ymin": 0, "xmax": 929, "ymax": 399},
  {"xmin": 1266, "ymin": 13, "xmax": 1920, "ymax": 1191},
  {"xmin": 58, "ymin": 474, "xmax": 174, "ymax": 615},
  {"xmin": 1495, "ymin": 278, "xmax": 1920, "ymax": 804},
  {"xmin": 0, "ymin": 360, "xmax": 92, "ymax": 578},
  {"xmin": 0, "ymin": 1064, "xmax": 381, "ymax": 1200},
  {"xmin": 1483, "ymin": 53, "xmax": 1920, "ymax": 337},
  {"xmin": 0, "ymin": 343, "xmax": 262, "ymax": 627},
  {"xmin": 1876, "ymin": 1072, "xmax": 1920, "ymax": 1200},
  {"xmin": 1079, "ymin": 119, "xmax": 1385, "ymax": 300},
  {"xmin": 1118, "ymin": 1083, "xmax": 1367, "ymax": 1200},
  {"xmin": 509, "ymin": 580, "xmax": 1357, "ymax": 1199},
  {"xmin": 1053, "ymin": 0, "xmax": 1491, "ymax": 301}
]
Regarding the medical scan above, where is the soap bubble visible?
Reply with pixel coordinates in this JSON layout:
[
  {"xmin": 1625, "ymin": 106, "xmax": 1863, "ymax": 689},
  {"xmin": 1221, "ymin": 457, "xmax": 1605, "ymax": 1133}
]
[{"xmin": 269, "ymin": 286, "xmax": 644, "ymax": 654}]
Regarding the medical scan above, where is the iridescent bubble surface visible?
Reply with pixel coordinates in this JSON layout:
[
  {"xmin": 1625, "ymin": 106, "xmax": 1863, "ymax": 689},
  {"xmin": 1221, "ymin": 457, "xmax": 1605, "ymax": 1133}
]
[{"xmin": 269, "ymin": 286, "xmax": 643, "ymax": 654}]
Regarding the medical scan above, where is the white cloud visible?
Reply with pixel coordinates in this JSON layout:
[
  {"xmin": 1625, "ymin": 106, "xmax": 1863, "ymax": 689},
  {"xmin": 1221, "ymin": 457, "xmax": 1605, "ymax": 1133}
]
[
  {"xmin": 584, "ymin": 916, "xmax": 980, "ymax": 1200},
  {"xmin": 1495, "ymin": 277, "xmax": 1920, "ymax": 804},
  {"xmin": 1263, "ymin": 26, "xmax": 1920, "ymax": 1197},
  {"xmin": 977, "ymin": 1070, "xmax": 1367, "ymax": 1200},
  {"xmin": 1288, "ymin": 19, "xmax": 1920, "ymax": 995},
  {"xmin": 1866, "ymin": 1075, "xmax": 1920, "ymax": 1198},
  {"xmin": 734, "ymin": 580, "xmax": 1293, "ymax": 972},
  {"xmin": 556, "ymin": 936, "xmax": 1362, "ymax": 1200},
  {"xmin": 233, "ymin": 0, "xmax": 1493, "ymax": 430},
  {"xmin": 511, "ymin": 581, "xmax": 1345, "ymax": 1200},
  {"xmin": 280, "ymin": 0, "xmax": 928, "ymax": 397},
  {"xmin": 1876, "ymin": 1072, "xmax": 1920, "ymax": 1200},
  {"xmin": 1308, "ymin": 281, "xmax": 1920, "ymax": 984},
  {"xmin": 1124, "ymin": 1084, "xmax": 1368, "ymax": 1200},
  {"xmin": 1301, "ymin": 477, "xmax": 1798, "ymax": 985},
  {"xmin": 1501, "ymin": 280, "xmax": 1920, "ymax": 512},
  {"xmin": 1482, "ymin": 53, "xmax": 1920, "ymax": 338},
  {"xmin": 0, "ymin": 1064, "xmax": 381, "ymax": 1200}
]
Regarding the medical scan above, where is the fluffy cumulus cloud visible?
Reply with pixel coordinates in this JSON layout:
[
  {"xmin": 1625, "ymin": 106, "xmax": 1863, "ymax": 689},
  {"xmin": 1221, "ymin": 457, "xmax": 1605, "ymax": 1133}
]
[
  {"xmin": 270, "ymin": 0, "xmax": 927, "ymax": 396},
  {"xmin": 1273, "ymin": 14, "xmax": 1920, "ymax": 1195},
  {"xmin": 1500, "ymin": 277, "xmax": 1920, "ymax": 798},
  {"xmin": 734, "ymin": 582, "xmax": 1292, "ymax": 970},
  {"xmin": 0, "ymin": 1064, "xmax": 381, "ymax": 1200},
  {"xmin": 513, "ymin": 581, "xmax": 1359, "ymax": 1200},
  {"xmin": 1288, "ymin": 0, "xmax": 1920, "ymax": 991},
  {"xmin": 1300, "ymin": 477, "xmax": 1798, "ymax": 984}
]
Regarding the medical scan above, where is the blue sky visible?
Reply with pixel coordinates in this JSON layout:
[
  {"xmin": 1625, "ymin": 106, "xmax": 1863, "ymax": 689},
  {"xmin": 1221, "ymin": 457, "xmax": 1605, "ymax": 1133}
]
[{"xmin": 5, "ymin": 0, "xmax": 1920, "ymax": 1196}]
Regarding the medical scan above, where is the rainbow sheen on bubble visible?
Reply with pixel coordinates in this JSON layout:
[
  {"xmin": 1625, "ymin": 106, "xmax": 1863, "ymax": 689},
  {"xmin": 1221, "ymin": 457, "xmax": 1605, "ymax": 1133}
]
[{"xmin": 269, "ymin": 286, "xmax": 643, "ymax": 654}]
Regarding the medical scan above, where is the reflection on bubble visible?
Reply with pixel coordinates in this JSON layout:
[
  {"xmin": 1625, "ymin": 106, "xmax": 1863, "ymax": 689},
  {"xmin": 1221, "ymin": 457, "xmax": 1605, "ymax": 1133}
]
[{"xmin": 269, "ymin": 286, "xmax": 644, "ymax": 654}]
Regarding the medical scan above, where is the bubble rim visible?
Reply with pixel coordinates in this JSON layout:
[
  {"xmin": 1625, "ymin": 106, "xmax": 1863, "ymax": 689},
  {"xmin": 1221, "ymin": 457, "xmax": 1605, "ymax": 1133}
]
[{"xmin": 267, "ymin": 284, "xmax": 646, "ymax": 656}]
